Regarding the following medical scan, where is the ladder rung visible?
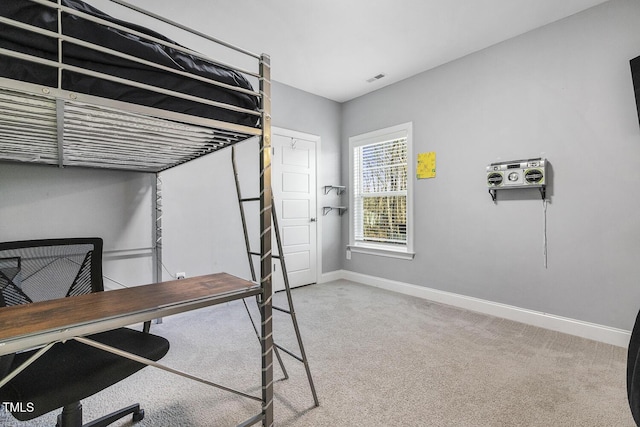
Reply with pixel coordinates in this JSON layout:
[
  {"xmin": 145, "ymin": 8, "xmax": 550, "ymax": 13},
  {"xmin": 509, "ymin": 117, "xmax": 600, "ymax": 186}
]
[
  {"xmin": 249, "ymin": 251, "xmax": 281, "ymax": 259},
  {"xmin": 239, "ymin": 197, "xmax": 260, "ymax": 202},
  {"xmin": 273, "ymin": 305, "xmax": 291, "ymax": 314},
  {"xmin": 274, "ymin": 343, "xmax": 304, "ymax": 363}
]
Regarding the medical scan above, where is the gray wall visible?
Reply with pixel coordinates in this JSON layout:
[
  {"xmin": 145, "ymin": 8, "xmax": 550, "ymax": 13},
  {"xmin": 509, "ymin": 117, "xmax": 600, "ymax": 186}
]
[
  {"xmin": 0, "ymin": 164, "xmax": 154, "ymax": 288},
  {"xmin": 271, "ymin": 81, "xmax": 343, "ymax": 274},
  {"xmin": 341, "ymin": 0, "xmax": 640, "ymax": 330}
]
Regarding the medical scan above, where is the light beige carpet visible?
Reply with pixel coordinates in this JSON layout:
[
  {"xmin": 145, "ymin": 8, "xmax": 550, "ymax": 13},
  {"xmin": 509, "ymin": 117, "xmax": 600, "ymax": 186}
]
[{"xmin": 0, "ymin": 280, "xmax": 634, "ymax": 426}]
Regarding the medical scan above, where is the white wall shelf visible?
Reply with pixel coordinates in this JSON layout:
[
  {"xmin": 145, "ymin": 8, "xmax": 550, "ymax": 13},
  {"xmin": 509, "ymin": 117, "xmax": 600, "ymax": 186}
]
[
  {"xmin": 323, "ymin": 185, "xmax": 345, "ymax": 195},
  {"xmin": 322, "ymin": 206, "xmax": 347, "ymax": 216}
]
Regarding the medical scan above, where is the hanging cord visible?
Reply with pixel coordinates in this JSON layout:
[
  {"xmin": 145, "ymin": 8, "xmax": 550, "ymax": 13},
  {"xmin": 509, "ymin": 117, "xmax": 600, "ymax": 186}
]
[
  {"xmin": 542, "ymin": 198, "xmax": 548, "ymax": 269},
  {"xmin": 161, "ymin": 261, "xmax": 178, "ymax": 280},
  {"xmin": 103, "ymin": 263, "xmax": 178, "ymax": 288}
]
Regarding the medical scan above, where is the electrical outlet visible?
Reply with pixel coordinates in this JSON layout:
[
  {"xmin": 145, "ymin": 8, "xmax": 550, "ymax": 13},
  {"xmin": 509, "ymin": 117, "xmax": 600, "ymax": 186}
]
[{"xmin": 176, "ymin": 272, "xmax": 186, "ymax": 279}]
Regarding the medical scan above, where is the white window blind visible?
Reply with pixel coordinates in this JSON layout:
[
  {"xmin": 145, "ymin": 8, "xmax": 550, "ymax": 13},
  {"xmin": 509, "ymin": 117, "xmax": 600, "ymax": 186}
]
[{"xmin": 353, "ymin": 137, "xmax": 408, "ymax": 246}]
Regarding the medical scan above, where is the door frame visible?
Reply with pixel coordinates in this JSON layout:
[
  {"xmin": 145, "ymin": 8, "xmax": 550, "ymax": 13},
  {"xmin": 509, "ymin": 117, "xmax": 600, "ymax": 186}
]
[{"xmin": 272, "ymin": 126, "xmax": 321, "ymax": 288}]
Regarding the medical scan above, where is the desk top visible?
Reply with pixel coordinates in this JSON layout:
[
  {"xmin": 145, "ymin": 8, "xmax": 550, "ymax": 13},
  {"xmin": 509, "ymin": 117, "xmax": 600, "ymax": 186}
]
[{"xmin": 0, "ymin": 273, "xmax": 260, "ymax": 354}]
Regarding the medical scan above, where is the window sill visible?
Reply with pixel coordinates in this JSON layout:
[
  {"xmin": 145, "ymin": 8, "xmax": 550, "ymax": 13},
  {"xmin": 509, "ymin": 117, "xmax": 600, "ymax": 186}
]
[{"xmin": 348, "ymin": 245, "xmax": 415, "ymax": 260}]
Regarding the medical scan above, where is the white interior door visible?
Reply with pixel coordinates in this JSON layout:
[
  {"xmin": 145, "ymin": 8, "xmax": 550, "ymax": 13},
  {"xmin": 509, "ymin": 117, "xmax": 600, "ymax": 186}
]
[{"xmin": 271, "ymin": 130, "xmax": 317, "ymax": 292}]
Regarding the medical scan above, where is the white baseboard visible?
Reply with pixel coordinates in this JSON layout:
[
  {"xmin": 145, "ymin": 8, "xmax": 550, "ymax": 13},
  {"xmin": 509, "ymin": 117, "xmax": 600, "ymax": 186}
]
[
  {"xmin": 323, "ymin": 269, "xmax": 630, "ymax": 348},
  {"xmin": 319, "ymin": 270, "xmax": 344, "ymax": 284}
]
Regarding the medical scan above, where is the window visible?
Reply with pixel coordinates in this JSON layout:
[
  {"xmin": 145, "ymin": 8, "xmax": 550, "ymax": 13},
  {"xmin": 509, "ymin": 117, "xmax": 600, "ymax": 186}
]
[{"xmin": 348, "ymin": 122, "xmax": 414, "ymax": 259}]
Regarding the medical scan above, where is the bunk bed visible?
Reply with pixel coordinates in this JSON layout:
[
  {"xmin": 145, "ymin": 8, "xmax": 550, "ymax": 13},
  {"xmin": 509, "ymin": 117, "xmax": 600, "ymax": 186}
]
[{"xmin": 0, "ymin": 0, "xmax": 275, "ymax": 425}]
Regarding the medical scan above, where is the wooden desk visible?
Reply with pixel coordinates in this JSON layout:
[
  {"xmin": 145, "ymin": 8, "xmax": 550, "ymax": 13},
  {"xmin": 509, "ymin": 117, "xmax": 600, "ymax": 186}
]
[
  {"xmin": 0, "ymin": 273, "xmax": 270, "ymax": 426},
  {"xmin": 0, "ymin": 273, "xmax": 261, "ymax": 356}
]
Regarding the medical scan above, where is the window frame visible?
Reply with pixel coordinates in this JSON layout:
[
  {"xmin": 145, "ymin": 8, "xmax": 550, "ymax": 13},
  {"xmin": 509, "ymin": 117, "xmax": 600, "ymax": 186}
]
[{"xmin": 348, "ymin": 122, "xmax": 414, "ymax": 260}]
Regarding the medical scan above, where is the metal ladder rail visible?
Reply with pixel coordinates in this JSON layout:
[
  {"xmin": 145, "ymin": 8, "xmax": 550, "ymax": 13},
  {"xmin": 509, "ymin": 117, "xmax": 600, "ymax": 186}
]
[
  {"xmin": 270, "ymin": 201, "xmax": 319, "ymax": 407},
  {"xmin": 231, "ymin": 146, "xmax": 289, "ymax": 380},
  {"xmin": 231, "ymin": 145, "xmax": 319, "ymax": 408}
]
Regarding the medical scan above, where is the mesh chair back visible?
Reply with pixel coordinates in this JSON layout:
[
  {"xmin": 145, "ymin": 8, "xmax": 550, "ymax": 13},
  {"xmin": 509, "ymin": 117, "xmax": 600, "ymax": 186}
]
[{"xmin": 0, "ymin": 238, "xmax": 103, "ymax": 307}]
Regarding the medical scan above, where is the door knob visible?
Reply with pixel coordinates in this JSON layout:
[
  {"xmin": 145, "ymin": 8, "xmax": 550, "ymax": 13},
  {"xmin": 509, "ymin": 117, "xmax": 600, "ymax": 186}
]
[{"xmin": 310, "ymin": 217, "xmax": 317, "ymax": 222}]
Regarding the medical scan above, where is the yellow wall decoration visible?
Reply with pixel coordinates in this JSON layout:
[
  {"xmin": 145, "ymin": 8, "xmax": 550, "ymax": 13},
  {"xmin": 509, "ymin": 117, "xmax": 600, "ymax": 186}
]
[{"xmin": 417, "ymin": 152, "xmax": 436, "ymax": 179}]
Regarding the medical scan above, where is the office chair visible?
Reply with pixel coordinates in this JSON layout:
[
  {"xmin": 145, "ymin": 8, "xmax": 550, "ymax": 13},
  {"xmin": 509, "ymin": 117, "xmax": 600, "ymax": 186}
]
[
  {"xmin": 0, "ymin": 238, "xmax": 170, "ymax": 427},
  {"xmin": 628, "ymin": 308, "xmax": 640, "ymax": 426}
]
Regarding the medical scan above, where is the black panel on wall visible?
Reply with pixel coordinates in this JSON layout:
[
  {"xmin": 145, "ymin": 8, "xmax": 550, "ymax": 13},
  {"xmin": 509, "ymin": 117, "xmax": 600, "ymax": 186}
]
[{"xmin": 631, "ymin": 55, "xmax": 640, "ymax": 127}]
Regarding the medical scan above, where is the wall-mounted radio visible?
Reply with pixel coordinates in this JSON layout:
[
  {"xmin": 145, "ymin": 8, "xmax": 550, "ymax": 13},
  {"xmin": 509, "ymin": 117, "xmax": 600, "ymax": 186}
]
[{"xmin": 486, "ymin": 158, "xmax": 547, "ymax": 201}]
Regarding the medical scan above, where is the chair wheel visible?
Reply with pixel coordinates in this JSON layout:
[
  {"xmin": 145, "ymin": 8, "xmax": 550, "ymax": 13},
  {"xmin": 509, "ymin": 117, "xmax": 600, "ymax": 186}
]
[{"xmin": 133, "ymin": 408, "xmax": 145, "ymax": 422}]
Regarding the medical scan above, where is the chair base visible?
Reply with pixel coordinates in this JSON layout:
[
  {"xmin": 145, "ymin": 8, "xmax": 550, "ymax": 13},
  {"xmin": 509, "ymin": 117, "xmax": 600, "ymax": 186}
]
[{"xmin": 55, "ymin": 401, "xmax": 144, "ymax": 427}]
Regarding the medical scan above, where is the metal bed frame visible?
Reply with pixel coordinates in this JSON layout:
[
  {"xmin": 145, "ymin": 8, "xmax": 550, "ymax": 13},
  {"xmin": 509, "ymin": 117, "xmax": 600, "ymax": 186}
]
[{"xmin": 0, "ymin": 0, "xmax": 275, "ymax": 425}]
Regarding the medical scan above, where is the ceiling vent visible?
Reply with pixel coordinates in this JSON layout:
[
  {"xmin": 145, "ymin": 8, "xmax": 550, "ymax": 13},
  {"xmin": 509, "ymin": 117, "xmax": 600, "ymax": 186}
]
[{"xmin": 366, "ymin": 73, "xmax": 386, "ymax": 83}]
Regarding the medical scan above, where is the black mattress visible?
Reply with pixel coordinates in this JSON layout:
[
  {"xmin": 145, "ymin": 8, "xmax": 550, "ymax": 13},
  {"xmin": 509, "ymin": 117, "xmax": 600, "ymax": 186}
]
[{"xmin": 0, "ymin": 0, "xmax": 260, "ymax": 127}]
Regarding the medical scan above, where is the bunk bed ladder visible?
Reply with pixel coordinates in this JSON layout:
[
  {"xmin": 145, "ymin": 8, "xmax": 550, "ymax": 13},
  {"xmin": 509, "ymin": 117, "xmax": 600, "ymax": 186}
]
[{"xmin": 231, "ymin": 145, "xmax": 319, "ymax": 408}]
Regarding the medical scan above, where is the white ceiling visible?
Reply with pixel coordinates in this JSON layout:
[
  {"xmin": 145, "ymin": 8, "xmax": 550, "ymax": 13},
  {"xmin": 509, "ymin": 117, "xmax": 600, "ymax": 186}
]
[{"xmin": 109, "ymin": 0, "xmax": 610, "ymax": 103}]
